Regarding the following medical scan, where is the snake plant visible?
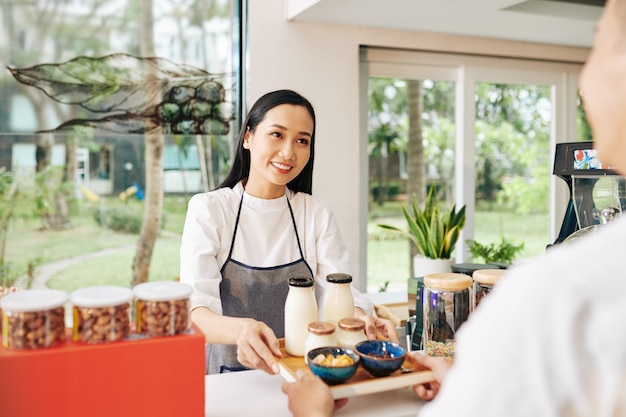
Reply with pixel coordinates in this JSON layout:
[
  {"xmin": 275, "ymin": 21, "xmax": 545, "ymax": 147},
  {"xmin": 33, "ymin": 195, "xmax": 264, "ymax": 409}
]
[{"xmin": 379, "ymin": 185, "xmax": 466, "ymax": 260}]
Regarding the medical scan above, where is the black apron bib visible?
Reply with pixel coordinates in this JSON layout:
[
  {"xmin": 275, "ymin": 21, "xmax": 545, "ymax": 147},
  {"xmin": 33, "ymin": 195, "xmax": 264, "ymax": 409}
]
[{"xmin": 206, "ymin": 192, "xmax": 313, "ymax": 374}]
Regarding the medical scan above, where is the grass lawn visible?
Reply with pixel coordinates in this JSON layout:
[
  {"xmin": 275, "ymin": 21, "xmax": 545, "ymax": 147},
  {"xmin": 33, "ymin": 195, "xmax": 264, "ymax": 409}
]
[
  {"xmin": 3, "ymin": 196, "xmax": 189, "ymax": 289},
  {"xmin": 46, "ymin": 237, "xmax": 182, "ymax": 292}
]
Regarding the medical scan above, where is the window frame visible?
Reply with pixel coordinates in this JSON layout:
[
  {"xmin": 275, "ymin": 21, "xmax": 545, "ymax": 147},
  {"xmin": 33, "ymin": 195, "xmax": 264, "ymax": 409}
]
[{"xmin": 362, "ymin": 47, "xmax": 582, "ymax": 267}]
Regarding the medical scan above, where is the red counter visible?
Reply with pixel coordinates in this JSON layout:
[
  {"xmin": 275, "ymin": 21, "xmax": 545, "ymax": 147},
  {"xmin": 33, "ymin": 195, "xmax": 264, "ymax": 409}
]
[{"xmin": 0, "ymin": 325, "xmax": 206, "ymax": 417}]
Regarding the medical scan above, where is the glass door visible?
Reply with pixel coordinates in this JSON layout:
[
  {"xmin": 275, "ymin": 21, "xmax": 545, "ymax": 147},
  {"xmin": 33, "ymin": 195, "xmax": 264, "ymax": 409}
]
[
  {"xmin": 472, "ymin": 81, "xmax": 552, "ymax": 260},
  {"xmin": 364, "ymin": 48, "xmax": 581, "ymax": 294}
]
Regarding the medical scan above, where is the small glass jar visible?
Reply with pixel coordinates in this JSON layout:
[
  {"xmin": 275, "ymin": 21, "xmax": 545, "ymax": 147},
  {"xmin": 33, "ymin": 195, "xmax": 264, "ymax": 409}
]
[
  {"xmin": 336, "ymin": 317, "xmax": 367, "ymax": 349},
  {"xmin": 423, "ymin": 273, "xmax": 473, "ymax": 357},
  {"xmin": 472, "ymin": 269, "xmax": 506, "ymax": 309},
  {"xmin": 133, "ymin": 281, "xmax": 192, "ymax": 337},
  {"xmin": 70, "ymin": 285, "xmax": 133, "ymax": 344},
  {"xmin": 304, "ymin": 321, "xmax": 336, "ymax": 362},
  {"xmin": 1, "ymin": 288, "xmax": 68, "ymax": 349},
  {"xmin": 322, "ymin": 273, "xmax": 354, "ymax": 327}
]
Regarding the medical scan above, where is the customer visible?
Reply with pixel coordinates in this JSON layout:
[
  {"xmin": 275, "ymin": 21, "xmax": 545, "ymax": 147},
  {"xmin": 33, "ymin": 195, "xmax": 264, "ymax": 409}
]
[
  {"xmin": 180, "ymin": 89, "xmax": 397, "ymax": 375},
  {"xmin": 282, "ymin": 1, "xmax": 626, "ymax": 415}
]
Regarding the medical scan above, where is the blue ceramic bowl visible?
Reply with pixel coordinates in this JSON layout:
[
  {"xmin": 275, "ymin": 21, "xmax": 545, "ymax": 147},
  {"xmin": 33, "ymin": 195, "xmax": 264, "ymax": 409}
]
[
  {"xmin": 307, "ymin": 346, "xmax": 360, "ymax": 385},
  {"xmin": 355, "ymin": 340, "xmax": 406, "ymax": 377}
]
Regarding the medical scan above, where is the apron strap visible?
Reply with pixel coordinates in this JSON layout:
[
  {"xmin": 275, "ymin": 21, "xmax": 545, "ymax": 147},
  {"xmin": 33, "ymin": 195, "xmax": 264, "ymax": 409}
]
[
  {"xmin": 286, "ymin": 195, "xmax": 307, "ymax": 262},
  {"xmin": 225, "ymin": 191, "xmax": 245, "ymax": 261}
]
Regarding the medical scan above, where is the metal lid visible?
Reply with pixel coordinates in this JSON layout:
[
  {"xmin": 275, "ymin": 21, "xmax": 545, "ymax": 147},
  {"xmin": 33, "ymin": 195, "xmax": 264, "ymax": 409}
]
[
  {"xmin": 307, "ymin": 321, "xmax": 336, "ymax": 335},
  {"xmin": 472, "ymin": 269, "xmax": 506, "ymax": 286},
  {"xmin": 288, "ymin": 277, "xmax": 314, "ymax": 287},
  {"xmin": 70, "ymin": 285, "xmax": 133, "ymax": 308},
  {"xmin": 424, "ymin": 273, "xmax": 473, "ymax": 291},
  {"xmin": 326, "ymin": 273, "xmax": 352, "ymax": 284}
]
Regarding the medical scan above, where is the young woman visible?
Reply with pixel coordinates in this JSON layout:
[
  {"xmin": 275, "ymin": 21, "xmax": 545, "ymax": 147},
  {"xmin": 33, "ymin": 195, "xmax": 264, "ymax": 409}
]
[{"xmin": 180, "ymin": 89, "xmax": 396, "ymax": 375}]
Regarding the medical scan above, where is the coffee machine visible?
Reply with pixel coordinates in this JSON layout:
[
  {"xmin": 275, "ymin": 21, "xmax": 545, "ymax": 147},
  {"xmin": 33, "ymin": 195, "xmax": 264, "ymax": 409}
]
[{"xmin": 552, "ymin": 141, "xmax": 626, "ymax": 245}]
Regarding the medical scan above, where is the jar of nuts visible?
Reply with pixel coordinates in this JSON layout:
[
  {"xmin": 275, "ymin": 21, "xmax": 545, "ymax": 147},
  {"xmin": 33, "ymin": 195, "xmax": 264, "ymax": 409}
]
[
  {"xmin": 70, "ymin": 285, "xmax": 134, "ymax": 344},
  {"xmin": 1, "ymin": 288, "xmax": 68, "ymax": 349},
  {"xmin": 133, "ymin": 281, "xmax": 192, "ymax": 337},
  {"xmin": 0, "ymin": 286, "xmax": 20, "ymax": 334}
]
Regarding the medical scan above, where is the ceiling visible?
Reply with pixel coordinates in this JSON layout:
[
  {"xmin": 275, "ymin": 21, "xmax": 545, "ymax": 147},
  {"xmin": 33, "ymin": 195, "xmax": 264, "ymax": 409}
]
[{"xmin": 287, "ymin": 0, "xmax": 606, "ymax": 48}]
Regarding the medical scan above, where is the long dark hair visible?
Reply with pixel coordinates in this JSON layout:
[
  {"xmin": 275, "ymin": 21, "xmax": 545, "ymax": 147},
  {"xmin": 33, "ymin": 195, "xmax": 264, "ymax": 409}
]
[{"xmin": 217, "ymin": 89, "xmax": 316, "ymax": 194}]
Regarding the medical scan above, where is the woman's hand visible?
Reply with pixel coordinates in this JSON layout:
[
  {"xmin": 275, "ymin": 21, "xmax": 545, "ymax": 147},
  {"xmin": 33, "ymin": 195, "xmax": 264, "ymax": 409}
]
[
  {"xmin": 410, "ymin": 353, "xmax": 453, "ymax": 401},
  {"xmin": 235, "ymin": 318, "xmax": 283, "ymax": 374},
  {"xmin": 356, "ymin": 313, "xmax": 400, "ymax": 343},
  {"xmin": 282, "ymin": 370, "xmax": 348, "ymax": 417}
]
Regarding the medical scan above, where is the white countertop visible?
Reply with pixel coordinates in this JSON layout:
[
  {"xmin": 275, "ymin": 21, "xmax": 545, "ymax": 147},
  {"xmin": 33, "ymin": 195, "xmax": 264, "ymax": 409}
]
[{"xmin": 205, "ymin": 369, "xmax": 426, "ymax": 417}]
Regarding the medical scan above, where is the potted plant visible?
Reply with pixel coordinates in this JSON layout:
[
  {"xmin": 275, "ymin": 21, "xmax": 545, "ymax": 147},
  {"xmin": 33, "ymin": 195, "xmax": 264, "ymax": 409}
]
[
  {"xmin": 379, "ymin": 185, "xmax": 466, "ymax": 276},
  {"xmin": 465, "ymin": 237, "xmax": 524, "ymax": 267}
]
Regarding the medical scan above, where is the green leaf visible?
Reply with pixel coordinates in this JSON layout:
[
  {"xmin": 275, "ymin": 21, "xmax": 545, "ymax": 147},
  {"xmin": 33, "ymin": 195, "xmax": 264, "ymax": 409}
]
[
  {"xmin": 378, "ymin": 184, "xmax": 466, "ymax": 260},
  {"xmin": 8, "ymin": 54, "xmax": 218, "ymax": 114}
]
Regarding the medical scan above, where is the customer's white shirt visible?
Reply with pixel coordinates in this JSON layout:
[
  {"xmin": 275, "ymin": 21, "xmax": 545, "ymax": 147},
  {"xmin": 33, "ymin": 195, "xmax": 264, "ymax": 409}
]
[
  {"xmin": 420, "ymin": 216, "xmax": 626, "ymax": 417},
  {"xmin": 179, "ymin": 182, "xmax": 374, "ymax": 316}
]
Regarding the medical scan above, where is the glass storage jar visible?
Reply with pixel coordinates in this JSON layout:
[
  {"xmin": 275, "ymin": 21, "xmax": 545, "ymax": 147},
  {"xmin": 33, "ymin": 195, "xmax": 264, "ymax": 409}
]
[
  {"xmin": 472, "ymin": 269, "xmax": 506, "ymax": 309},
  {"xmin": 336, "ymin": 317, "xmax": 367, "ymax": 349},
  {"xmin": 304, "ymin": 321, "xmax": 336, "ymax": 362},
  {"xmin": 133, "ymin": 281, "xmax": 192, "ymax": 337},
  {"xmin": 1, "ymin": 288, "xmax": 68, "ymax": 349},
  {"xmin": 70, "ymin": 285, "xmax": 134, "ymax": 344},
  {"xmin": 423, "ymin": 273, "xmax": 473, "ymax": 357},
  {"xmin": 0, "ymin": 286, "xmax": 20, "ymax": 335}
]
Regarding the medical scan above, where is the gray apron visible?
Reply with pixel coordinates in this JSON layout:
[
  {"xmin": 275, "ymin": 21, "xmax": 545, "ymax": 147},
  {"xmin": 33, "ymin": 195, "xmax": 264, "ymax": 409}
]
[{"xmin": 207, "ymin": 192, "xmax": 314, "ymax": 374}]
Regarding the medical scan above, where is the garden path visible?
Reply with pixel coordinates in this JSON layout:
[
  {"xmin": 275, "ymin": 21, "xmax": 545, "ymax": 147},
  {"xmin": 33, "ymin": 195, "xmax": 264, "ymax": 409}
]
[{"xmin": 14, "ymin": 244, "xmax": 136, "ymax": 289}]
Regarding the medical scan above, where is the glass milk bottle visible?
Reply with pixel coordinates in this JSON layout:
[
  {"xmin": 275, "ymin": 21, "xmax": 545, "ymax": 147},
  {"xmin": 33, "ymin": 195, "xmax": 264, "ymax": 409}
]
[
  {"xmin": 322, "ymin": 273, "xmax": 354, "ymax": 327},
  {"xmin": 284, "ymin": 277, "xmax": 318, "ymax": 356}
]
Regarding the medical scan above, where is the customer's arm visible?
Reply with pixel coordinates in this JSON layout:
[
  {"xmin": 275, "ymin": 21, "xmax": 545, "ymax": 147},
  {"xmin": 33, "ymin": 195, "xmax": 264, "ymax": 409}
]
[{"xmin": 281, "ymin": 370, "xmax": 348, "ymax": 417}]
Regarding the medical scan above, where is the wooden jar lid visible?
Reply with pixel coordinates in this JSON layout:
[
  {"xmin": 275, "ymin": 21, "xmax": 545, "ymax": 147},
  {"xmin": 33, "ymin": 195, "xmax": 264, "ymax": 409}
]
[
  {"xmin": 424, "ymin": 273, "xmax": 473, "ymax": 291},
  {"xmin": 472, "ymin": 269, "xmax": 506, "ymax": 286},
  {"xmin": 338, "ymin": 317, "xmax": 365, "ymax": 331},
  {"xmin": 307, "ymin": 321, "xmax": 336, "ymax": 335}
]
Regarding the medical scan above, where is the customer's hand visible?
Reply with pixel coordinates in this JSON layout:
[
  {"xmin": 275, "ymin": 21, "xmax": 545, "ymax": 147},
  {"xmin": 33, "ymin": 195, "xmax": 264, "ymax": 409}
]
[
  {"xmin": 282, "ymin": 370, "xmax": 348, "ymax": 417},
  {"xmin": 411, "ymin": 353, "xmax": 453, "ymax": 401},
  {"xmin": 235, "ymin": 318, "xmax": 282, "ymax": 374}
]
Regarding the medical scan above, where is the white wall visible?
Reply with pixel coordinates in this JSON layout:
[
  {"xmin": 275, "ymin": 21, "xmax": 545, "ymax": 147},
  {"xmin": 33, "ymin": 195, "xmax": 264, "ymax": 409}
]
[{"xmin": 247, "ymin": 0, "xmax": 590, "ymax": 291}]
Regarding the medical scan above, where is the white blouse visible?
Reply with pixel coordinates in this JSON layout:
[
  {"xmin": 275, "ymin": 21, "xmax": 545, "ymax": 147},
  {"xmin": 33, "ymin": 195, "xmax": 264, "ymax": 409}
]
[{"xmin": 179, "ymin": 182, "xmax": 374, "ymax": 317}]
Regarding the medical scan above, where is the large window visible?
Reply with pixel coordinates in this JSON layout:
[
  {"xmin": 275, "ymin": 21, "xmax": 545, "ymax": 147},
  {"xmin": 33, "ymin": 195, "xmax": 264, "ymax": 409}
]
[
  {"xmin": 364, "ymin": 48, "xmax": 583, "ymax": 293},
  {"xmin": 0, "ymin": 0, "xmax": 243, "ymax": 194},
  {"xmin": 0, "ymin": 0, "xmax": 243, "ymax": 288}
]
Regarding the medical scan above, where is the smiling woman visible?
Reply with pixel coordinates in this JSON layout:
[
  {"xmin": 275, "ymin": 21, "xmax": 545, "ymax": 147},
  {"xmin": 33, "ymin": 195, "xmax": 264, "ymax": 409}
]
[{"xmin": 179, "ymin": 89, "xmax": 398, "ymax": 375}]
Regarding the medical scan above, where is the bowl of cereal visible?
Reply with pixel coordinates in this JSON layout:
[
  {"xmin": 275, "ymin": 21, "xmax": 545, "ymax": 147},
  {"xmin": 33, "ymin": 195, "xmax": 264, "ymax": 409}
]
[
  {"xmin": 355, "ymin": 340, "xmax": 406, "ymax": 377},
  {"xmin": 307, "ymin": 346, "xmax": 360, "ymax": 385}
]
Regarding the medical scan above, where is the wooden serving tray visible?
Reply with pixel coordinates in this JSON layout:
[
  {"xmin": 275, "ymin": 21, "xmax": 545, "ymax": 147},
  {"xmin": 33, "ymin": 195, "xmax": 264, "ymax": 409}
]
[{"xmin": 276, "ymin": 339, "xmax": 435, "ymax": 399}]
